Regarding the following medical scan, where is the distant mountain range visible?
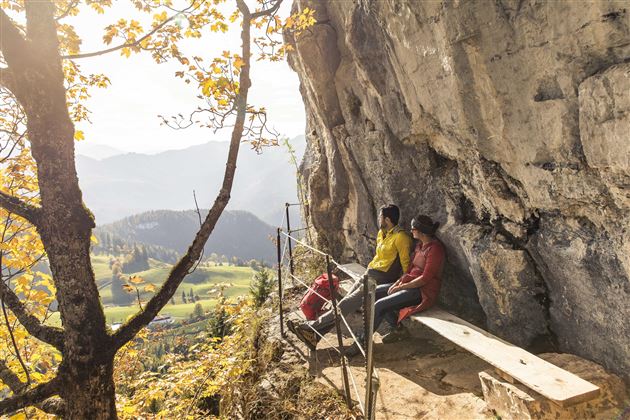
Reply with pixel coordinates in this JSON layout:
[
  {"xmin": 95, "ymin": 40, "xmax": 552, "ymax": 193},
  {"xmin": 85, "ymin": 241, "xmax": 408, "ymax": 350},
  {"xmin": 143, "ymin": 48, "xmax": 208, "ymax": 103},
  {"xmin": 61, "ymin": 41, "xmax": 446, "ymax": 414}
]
[
  {"xmin": 95, "ymin": 209, "xmax": 276, "ymax": 262},
  {"xmin": 75, "ymin": 142, "xmax": 125, "ymax": 160},
  {"xmin": 76, "ymin": 135, "xmax": 305, "ymax": 226}
]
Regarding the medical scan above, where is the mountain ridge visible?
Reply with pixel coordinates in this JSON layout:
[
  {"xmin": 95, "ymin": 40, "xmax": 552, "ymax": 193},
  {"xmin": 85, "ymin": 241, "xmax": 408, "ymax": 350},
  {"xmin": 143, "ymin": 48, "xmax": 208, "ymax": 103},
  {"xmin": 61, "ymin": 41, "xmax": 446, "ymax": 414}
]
[
  {"xmin": 76, "ymin": 135, "xmax": 305, "ymax": 225},
  {"xmin": 95, "ymin": 208, "xmax": 276, "ymax": 263}
]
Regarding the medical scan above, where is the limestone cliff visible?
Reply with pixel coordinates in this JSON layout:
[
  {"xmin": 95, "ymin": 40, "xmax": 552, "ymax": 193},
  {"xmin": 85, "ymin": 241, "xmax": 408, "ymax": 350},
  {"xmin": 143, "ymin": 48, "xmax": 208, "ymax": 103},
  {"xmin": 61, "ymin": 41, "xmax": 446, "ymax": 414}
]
[{"xmin": 287, "ymin": 0, "xmax": 630, "ymax": 381}]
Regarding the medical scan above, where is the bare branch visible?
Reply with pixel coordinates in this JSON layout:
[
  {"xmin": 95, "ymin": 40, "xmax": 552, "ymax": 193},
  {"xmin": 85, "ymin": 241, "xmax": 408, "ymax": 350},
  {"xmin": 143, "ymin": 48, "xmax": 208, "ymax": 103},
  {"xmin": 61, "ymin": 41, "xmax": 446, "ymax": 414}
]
[
  {"xmin": 0, "ymin": 9, "xmax": 28, "ymax": 65},
  {"xmin": 0, "ymin": 68, "xmax": 18, "ymax": 97},
  {"xmin": 0, "ymin": 376, "xmax": 60, "ymax": 416},
  {"xmin": 61, "ymin": 1, "xmax": 199, "ymax": 60},
  {"xmin": 0, "ymin": 191, "xmax": 41, "ymax": 226},
  {"xmin": 39, "ymin": 397, "xmax": 65, "ymax": 417},
  {"xmin": 2, "ymin": 299, "xmax": 32, "ymax": 386},
  {"xmin": 0, "ymin": 361, "xmax": 66, "ymax": 416},
  {"xmin": 60, "ymin": 15, "xmax": 175, "ymax": 60},
  {"xmin": 0, "ymin": 360, "xmax": 27, "ymax": 394},
  {"xmin": 0, "ymin": 280, "xmax": 64, "ymax": 350},
  {"xmin": 112, "ymin": 1, "xmax": 255, "ymax": 349},
  {"xmin": 251, "ymin": 0, "xmax": 283, "ymax": 19},
  {"xmin": 54, "ymin": 0, "xmax": 80, "ymax": 21}
]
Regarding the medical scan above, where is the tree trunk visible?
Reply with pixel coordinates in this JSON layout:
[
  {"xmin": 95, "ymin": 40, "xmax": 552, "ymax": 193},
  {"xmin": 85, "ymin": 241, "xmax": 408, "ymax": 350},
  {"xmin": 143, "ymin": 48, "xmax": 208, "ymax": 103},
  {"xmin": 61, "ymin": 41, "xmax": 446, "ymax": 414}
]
[
  {"xmin": 1, "ymin": 2, "xmax": 118, "ymax": 417},
  {"xmin": 59, "ymin": 359, "xmax": 117, "ymax": 419},
  {"xmin": 25, "ymin": 64, "xmax": 117, "ymax": 420},
  {"xmin": 1, "ymin": 1, "xmax": 272, "ymax": 416}
]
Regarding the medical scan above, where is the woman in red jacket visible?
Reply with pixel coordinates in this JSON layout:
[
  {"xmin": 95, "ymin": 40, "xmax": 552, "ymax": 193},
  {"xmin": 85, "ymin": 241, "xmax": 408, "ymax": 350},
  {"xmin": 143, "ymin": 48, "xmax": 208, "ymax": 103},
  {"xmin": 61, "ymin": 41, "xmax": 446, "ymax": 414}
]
[{"xmin": 348, "ymin": 215, "xmax": 445, "ymax": 353}]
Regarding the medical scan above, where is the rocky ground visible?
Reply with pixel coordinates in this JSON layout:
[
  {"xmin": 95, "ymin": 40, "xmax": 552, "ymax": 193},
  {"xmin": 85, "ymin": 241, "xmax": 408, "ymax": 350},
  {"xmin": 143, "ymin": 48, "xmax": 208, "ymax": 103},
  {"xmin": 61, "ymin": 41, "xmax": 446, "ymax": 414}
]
[
  {"xmin": 277, "ymin": 283, "xmax": 629, "ymax": 419},
  {"xmin": 283, "ymin": 306, "xmax": 492, "ymax": 419}
]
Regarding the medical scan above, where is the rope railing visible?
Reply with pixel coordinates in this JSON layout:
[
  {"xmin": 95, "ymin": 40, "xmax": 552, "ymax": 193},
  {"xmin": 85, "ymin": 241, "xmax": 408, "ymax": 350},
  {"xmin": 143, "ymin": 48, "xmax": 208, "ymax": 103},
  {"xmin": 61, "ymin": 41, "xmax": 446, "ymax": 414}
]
[
  {"xmin": 276, "ymin": 219, "xmax": 380, "ymax": 419},
  {"xmin": 288, "ymin": 273, "xmax": 331, "ymax": 304},
  {"xmin": 337, "ymin": 311, "xmax": 367, "ymax": 358},
  {"xmin": 279, "ymin": 231, "xmax": 351, "ymax": 281},
  {"xmin": 294, "ymin": 320, "xmax": 366, "ymax": 411},
  {"xmin": 281, "ymin": 231, "xmax": 369, "ymax": 358},
  {"xmin": 288, "ymin": 272, "xmax": 367, "ymax": 359},
  {"xmin": 288, "ymin": 226, "xmax": 310, "ymax": 234},
  {"xmin": 280, "ymin": 230, "xmax": 328, "ymax": 257},
  {"xmin": 286, "ymin": 270, "xmax": 368, "ymax": 409},
  {"xmin": 347, "ymin": 358, "xmax": 365, "ymax": 414}
]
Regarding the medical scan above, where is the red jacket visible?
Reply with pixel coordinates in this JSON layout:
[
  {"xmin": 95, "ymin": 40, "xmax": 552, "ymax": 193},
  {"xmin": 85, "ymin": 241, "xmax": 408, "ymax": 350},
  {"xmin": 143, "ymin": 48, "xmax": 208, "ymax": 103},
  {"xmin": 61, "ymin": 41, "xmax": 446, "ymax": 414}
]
[{"xmin": 397, "ymin": 239, "xmax": 446, "ymax": 323}]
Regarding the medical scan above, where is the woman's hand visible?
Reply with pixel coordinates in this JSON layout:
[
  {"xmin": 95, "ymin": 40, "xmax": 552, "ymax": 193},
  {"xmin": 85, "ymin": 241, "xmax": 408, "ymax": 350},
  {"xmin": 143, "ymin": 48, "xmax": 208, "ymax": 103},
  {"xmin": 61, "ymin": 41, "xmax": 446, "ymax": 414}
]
[
  {"xmin": 388, "ymin": 282, "xmax": 405, "ymax": 295},
  {"xmin": 387, "ymin": 283, "xmax": 398, "ymax": 295}
]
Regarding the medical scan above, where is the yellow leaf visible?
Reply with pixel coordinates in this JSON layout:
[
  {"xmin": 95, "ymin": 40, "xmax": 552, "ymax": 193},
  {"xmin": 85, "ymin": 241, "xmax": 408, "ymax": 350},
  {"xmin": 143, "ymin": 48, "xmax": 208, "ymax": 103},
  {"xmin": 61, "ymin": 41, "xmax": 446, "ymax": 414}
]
[
  {"xmin": 122, "ymin": 405, "xmax": 136, "ymax": 415},
  {"xmin": 90, "ymin": 234, "xmax": 98, "ymax": 244},
  {"xmin": 122, "ymin": 284, "xmax": 135, "ymax": 293},
  {"xmin": 201, "ymin": 79, "xmax": 216, "ymax": 96},
  {"xmin": 129, "ymin": 276, "xmax": 144, "ymax": 284},
  {"xmin": 153, "ymin": 11, "xmax": 167, "ymax": 22},
  {"xmin": 144, "ymin": 283, "xmax": 156, "ymax": 292},
  {"xmin": 74, "ymin": 130, "xmax": 85, "ymax": 141}
]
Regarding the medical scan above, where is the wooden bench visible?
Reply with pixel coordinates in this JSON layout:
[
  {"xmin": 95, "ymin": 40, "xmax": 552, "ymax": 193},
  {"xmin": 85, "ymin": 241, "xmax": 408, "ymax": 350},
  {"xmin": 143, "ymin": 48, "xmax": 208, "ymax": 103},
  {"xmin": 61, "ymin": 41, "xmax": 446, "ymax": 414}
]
[{"xmin": 336, "ymin": 263, "xmax": 600, "ymax": 407}]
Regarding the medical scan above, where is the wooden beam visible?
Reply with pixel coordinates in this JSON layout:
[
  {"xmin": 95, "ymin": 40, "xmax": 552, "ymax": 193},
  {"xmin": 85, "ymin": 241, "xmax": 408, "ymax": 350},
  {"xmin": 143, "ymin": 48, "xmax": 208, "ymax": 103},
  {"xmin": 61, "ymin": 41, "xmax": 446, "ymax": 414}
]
[
  {"xmin": 412, "ymin": 308, "xmax": 600, "ymax": 407},
  {"xmin": 337, "ymin": 263, "xmax": 366, "ymax": 281}
]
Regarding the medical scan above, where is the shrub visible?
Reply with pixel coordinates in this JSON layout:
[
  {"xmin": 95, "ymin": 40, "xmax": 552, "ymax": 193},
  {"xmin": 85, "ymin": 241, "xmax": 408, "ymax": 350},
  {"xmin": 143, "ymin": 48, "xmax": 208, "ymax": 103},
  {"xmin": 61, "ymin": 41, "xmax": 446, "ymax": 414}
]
[{"xmin": 250, "ymin": 268, "xmax": 274, "ymax": 308}]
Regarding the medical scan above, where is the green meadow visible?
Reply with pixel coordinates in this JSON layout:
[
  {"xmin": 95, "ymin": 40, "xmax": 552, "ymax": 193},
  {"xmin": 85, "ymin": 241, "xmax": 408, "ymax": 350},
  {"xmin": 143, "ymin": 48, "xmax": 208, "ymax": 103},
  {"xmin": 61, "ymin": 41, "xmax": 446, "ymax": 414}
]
[{"xmin": 47, "ymin": 255, "xmax": 256, "ymax": 326}]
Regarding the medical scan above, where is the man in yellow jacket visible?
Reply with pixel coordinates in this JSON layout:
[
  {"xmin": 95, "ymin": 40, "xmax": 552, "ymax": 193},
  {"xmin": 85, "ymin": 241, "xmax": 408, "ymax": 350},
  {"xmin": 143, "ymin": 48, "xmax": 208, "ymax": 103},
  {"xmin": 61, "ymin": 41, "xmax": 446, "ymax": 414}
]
[{"xmin": 288, "ymin": 204, "xmax": 412, "ymax": 350}]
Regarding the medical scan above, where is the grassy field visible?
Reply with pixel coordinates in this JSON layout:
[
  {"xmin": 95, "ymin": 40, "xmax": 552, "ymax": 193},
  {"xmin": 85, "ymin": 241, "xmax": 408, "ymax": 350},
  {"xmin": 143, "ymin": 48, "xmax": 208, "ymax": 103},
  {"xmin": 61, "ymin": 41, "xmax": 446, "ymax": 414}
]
[
  {"xmin": 97, "ymin": 265, "xmax": 253, "ymax": 304},
  {"xmin": 103, "ymin": 298, "xmax": 220, "ymax": 324},
  {"xmin": 92, "ymin": 254, "xmax": 115, "ymax": 283},
  {"xmin": 45, "ymin": 255, "xmax": 256, "ymax": 325}
]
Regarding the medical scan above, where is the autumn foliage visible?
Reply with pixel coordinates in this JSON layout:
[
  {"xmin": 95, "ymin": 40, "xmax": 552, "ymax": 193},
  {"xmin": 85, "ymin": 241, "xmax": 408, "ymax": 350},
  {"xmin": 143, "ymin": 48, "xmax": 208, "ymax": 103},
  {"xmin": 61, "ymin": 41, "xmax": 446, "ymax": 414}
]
[{"xmin": 0, "ymin": 0, "xmax": 314, "ymax": 418}]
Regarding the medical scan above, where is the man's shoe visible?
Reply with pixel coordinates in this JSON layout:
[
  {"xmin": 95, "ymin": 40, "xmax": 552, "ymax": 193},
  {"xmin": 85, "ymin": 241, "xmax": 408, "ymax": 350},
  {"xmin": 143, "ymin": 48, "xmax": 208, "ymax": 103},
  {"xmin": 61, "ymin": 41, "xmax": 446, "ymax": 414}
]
[
  {"xmin": 381, "ymin": 325, "xmax": 410, "ymax": 344},
  {"xmin": 287, "ymin": 319, "xmax": 320, "ymax": 351}
]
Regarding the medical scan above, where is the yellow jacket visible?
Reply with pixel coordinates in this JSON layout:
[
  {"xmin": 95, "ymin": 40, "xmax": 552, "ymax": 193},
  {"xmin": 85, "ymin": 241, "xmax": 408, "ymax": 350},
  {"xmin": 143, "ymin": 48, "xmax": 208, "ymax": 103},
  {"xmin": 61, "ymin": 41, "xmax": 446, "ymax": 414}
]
[{"xmin": 367, "ymin": 226, "xmax": 412, "ymax": 273}]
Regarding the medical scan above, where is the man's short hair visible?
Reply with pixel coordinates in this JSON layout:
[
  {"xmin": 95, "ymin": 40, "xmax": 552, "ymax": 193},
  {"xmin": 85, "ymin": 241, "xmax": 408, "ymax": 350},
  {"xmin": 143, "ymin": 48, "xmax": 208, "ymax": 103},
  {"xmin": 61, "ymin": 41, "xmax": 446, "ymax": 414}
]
[{"xmin": 380, "ymin": 204, "xmax": 400, "ymax": 225}]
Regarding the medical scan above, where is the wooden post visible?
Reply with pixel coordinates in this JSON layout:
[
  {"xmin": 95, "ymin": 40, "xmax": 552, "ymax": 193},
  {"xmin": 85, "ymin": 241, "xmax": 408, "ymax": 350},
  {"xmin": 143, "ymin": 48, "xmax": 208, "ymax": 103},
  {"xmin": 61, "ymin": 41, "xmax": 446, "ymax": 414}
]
[
  {"xmin": 276, "ymin": 228, "xmax": 285, "ymax": 338},
  {"xmin": 285, "ymin": 203, "xmax": 294, "ymax": 276},
  {"xmin": 363, "ymin": 274, "xmax": 377, "ymax": 419},
  {"xmin": 327, "ymin": 255, "xmax": 352, "ymax": 409}
]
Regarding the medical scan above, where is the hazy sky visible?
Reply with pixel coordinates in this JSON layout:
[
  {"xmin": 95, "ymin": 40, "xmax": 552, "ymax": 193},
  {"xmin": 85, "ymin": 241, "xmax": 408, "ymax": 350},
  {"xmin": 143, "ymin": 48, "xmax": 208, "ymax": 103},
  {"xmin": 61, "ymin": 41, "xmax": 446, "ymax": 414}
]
[{"xmin": 68, "ymin": 1, "xmax": 305, "ymax": 154}]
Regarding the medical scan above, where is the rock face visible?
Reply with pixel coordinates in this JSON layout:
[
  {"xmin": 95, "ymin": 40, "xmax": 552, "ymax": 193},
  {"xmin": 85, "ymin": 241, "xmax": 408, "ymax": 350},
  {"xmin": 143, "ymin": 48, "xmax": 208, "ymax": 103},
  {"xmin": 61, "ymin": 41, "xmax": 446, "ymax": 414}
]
[{"xmin": 287, "ymin": 0, "xmax": 630, "ymax": 381}]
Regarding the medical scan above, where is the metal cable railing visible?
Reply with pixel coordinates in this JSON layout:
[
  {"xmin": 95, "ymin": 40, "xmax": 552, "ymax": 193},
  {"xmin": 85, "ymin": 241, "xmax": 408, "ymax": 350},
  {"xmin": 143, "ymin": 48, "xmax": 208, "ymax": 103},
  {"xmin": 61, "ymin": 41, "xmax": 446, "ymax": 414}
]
[
  {"xmin": 286, "ymin": 262, "xmax": 365, "ymax": 403},
  {"xmin": 275, "ymin": 204, "xmax": 380, "ymax": 419}
]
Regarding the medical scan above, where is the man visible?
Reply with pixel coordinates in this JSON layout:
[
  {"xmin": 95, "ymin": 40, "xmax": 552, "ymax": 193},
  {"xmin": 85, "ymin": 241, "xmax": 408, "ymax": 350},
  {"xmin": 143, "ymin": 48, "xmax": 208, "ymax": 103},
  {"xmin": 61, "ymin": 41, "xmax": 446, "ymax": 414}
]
[{"xmin": 287, "ymin": 204, "xmax": 412, "ymax": 350}]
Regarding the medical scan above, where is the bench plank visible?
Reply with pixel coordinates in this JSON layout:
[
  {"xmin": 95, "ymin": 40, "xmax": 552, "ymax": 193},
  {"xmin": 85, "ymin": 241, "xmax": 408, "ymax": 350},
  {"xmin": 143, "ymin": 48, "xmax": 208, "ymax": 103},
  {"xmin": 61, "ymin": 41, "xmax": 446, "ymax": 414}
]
[
  {"xmin": 337, "ymin": 263, "xmax": 366, "ymax": 281},
  {"xmin": 413, "ymin": 308, "xmax": 600, "ymax": 406}
]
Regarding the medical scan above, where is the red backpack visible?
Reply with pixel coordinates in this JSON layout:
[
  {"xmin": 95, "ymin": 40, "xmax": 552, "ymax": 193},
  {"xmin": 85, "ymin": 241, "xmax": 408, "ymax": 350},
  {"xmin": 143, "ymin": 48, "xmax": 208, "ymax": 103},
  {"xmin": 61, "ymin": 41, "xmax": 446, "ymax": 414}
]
[{"xmin": 300, "ymin": 273, "xmax": 340, "ymax": 320}]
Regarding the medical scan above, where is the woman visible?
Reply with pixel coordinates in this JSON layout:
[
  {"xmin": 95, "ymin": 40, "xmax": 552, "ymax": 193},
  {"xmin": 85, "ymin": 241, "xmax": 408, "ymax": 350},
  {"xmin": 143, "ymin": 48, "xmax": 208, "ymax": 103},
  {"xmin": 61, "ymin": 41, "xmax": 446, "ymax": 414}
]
[{"xmin": 348, "ymin": 215, "xmax": 445, "ymax": 354}]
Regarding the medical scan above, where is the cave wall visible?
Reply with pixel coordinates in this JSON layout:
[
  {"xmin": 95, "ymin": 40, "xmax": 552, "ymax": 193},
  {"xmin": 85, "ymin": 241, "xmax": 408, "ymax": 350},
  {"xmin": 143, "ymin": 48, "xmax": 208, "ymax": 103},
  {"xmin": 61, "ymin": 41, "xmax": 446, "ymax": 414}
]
[{"xmin": 287, "ymin": 0, "xmax": 630, "ymax": 380}]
